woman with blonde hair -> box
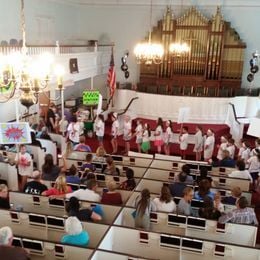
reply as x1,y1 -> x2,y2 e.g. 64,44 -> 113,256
42,175 -> 72,197
94,146 -> 107,163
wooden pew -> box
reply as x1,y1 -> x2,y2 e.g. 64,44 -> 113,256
99,226 -> 260,260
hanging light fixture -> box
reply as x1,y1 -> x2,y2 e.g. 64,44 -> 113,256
134,0 -> 164,65
0,0 -> 63,110
169,0 -> 190,56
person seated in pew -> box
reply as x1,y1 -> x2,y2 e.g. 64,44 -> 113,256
153,186 -> 176,213
0,226 -> 29,260
61,216 -> 89,247
173,164 -> 193,185
177,187 -> 193,216
94,146 -> 107,163
102,156 -> 120,176
213,192 -> 224,213
194,179 -> 215,201
38,126 -> 52,141
30,131 -> 42,148
219,196 -> 258,225
42,154 -> 67,181
119,168 -> 136,191
66,179 -> 101,202
222,186 -> 242,205
229,160 -> 253,183
169,167 -> 192,198
66,165 -> 81,184
73,136 -> 92,152
23,170 -> 48,195
65,197 -> 102,222
134,188 -> 156,230
196,167 -> 213,185
212,150 -> 236,168
199,195 -> 221,220
42,175 -> 72,197
81,154 -> 96,173
101,180 -> 123,205
80,172 -> 96,185
0,184 -> 10,209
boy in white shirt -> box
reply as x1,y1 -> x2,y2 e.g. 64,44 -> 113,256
134,120 -> 143,153
179,126 -> 189,159
217,136 -> 228,160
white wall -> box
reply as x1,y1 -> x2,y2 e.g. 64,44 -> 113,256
0,0 -> 80,44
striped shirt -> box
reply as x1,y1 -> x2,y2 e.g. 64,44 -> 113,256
219,207 -> 258,225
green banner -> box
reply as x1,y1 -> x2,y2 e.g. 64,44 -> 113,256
82,90 -> 100,105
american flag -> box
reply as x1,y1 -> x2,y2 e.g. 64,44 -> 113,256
107,47 -> 116,97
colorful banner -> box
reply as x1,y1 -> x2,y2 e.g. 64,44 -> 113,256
0,122 -> 32,144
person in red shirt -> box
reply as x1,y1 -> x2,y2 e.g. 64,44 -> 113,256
42,175 -> 72,197
101,180 -> 122,205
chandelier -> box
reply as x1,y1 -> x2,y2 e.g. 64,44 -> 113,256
134,0 -> 164,65
169,42 -> 190,56
0,0 -> 64,110
169,0 -> 190,56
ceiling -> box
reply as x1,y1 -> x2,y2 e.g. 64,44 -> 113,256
50,0 -> 260,7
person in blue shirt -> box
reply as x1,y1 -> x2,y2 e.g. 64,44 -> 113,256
61,216 -> 89,247
66,165 -> 81,185
194,179 -> 215,201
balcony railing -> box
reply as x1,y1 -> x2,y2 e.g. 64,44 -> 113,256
0,43 -> 114,56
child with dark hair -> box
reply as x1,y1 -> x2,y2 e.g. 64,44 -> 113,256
66,165 -> 80,184
96,114 -> 105,147
164,120 -> 173,155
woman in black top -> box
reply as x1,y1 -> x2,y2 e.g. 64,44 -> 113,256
42,154 -> 67,181
65,197 -> 102,222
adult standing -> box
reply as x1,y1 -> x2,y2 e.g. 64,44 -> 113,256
46,102 -> 56,132
204,129 -> 215,162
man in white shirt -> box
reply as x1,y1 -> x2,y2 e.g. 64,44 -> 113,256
229,160 -> 253,183
66,179 -> 101,202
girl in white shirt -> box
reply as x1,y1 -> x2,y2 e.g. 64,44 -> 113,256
15,144 -> 32,191
67,116 -> 80,145
164,120 -> 173,156
179,126 -> 189,159
204,129 -> 215,162
193,125 -> 204,161
154,117 -> 164,154
216,136 -> 228,161
111,113 -> 119,154
123,115 -> 132,155
134,120 -> 143,153
153,186 -> 176,213
96,114 -> 105,146
247,149 -> 260,186
141,123 -> 151,154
